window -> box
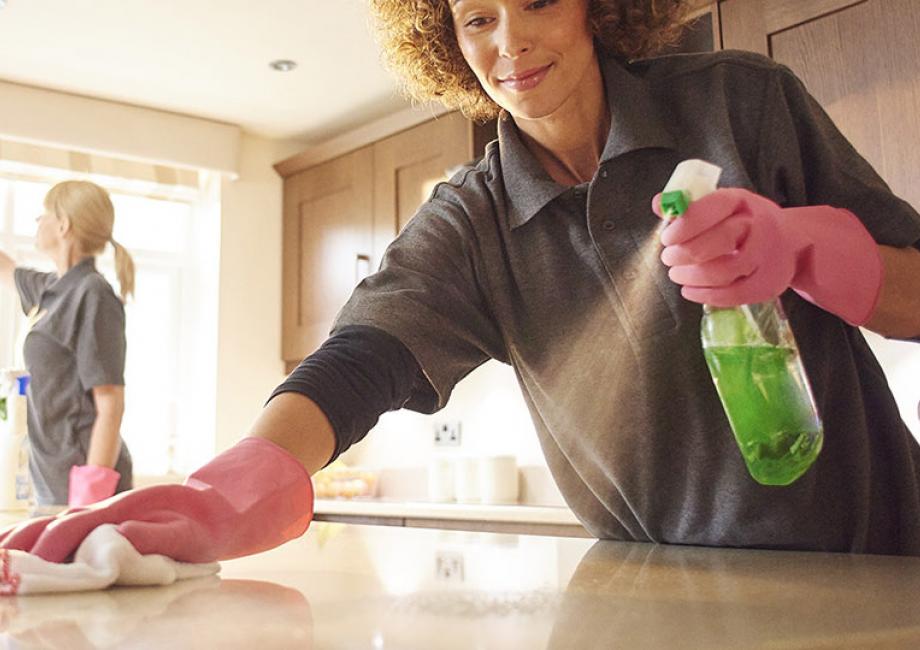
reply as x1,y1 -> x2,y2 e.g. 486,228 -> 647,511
0,159 -> 219,475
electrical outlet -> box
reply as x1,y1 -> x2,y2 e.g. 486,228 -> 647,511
433,421 -> 462,447
435,551 -> 465,583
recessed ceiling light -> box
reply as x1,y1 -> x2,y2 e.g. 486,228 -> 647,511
269,59 -> 297,72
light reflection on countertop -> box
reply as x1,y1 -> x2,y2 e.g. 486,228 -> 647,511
2,521 -> 920,649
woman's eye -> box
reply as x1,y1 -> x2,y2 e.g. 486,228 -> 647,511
528,0 -> 556,9
464,16 -> 491,28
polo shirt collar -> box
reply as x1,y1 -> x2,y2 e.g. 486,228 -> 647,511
498,113 -> 569,229
500,54 -> 677,229
46,256 -> 96,297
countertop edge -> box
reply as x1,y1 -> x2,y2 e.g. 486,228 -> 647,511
313,499 -> 582,525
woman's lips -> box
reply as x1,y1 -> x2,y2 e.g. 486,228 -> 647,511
498,64 -> 552,91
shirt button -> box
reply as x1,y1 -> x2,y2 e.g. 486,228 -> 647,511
601,169 -> 608,178
602,221 -> 615,231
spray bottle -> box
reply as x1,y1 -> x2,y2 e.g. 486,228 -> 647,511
0,372 -> 32,510
660,160 -> 823,485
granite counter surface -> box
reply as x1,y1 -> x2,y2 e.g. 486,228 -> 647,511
2,518 -> 920,648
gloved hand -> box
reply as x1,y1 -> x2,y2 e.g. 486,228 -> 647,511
68,465 -> 121,507
653,187 -> 884,325
0,437 -> 313,564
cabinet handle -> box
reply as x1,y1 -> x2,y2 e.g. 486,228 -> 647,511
355,253 -> 371,284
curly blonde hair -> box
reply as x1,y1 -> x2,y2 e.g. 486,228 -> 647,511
368,0 -> 690,122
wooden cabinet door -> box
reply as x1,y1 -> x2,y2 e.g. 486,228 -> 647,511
720,0 -> 920,211
669,1 -> 722,53
371,112 -> 476,269
282,146 -> 374,363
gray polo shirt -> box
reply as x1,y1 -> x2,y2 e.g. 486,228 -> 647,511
335,50 -> 920,554
14,257 -> 133,505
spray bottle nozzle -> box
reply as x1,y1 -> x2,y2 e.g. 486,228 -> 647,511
660,190 -> 690,219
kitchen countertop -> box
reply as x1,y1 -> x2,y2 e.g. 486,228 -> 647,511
314,498 -> 581,524
312,498 -> 589,537
2,518 -> 920,648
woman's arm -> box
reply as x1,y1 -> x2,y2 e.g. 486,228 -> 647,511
864,245 -> 920,339
87,384 -> 125,467
0,249 -> 16,291
248,392 -> 336,475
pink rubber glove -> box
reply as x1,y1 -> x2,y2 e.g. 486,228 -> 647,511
654,188 -> 884,325
68,465 -> 120,507
0,437 -> 313,563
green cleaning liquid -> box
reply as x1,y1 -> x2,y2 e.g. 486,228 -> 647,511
703,343 -> 823,485
661,160 -> 824,486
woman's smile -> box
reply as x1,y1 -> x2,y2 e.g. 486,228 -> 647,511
497,63 -> 553,91
452,0 -> 597,121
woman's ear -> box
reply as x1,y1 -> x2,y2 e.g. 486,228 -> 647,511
57,214 -> 72,237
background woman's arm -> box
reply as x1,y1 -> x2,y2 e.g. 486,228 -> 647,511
0,249 -> 16,291
87,384 -> 125,467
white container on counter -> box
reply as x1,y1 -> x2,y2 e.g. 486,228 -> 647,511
454,456 -> 481,504
0,373 -> 31,512
428,455 -> 520,505
479,455 -> 519,504
427,456 -> 456,502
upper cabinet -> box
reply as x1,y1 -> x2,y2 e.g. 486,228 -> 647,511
371,112 -> 495,271
278,113 -> 495,367
280,146 -> 374,364
721,0 -> 920,212
670,1 -> 722,53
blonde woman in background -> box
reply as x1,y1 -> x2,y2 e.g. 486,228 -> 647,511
0,180 -> 134,508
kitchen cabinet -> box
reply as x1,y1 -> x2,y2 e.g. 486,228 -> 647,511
720,0 -> 920,211
280,146 -> 373,365
372,112 -> 496,270
719,1 -> 920,431
279,112 -> 495,368
670,1 -> 722,53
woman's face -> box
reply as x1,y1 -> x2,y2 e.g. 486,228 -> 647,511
451,0 -> 597,120
35,208 -> 65,254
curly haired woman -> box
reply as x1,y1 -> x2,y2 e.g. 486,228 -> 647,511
5,0 -> 920,565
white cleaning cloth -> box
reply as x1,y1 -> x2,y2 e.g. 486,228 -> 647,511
1,524 -> 220,596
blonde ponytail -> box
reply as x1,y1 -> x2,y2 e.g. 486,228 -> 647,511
44,180 -> 137,302
111,238 -> 135,301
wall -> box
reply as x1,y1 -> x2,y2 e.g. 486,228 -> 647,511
0,80 -> 240,176
342,360 -> 562,505
864,332 -> 920,440
344,361 -> 545,468
213,133 -> 308,453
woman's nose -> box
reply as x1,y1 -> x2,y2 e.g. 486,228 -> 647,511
496,17 -> 532,58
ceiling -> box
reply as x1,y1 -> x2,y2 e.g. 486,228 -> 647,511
0,0 -> 413,144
